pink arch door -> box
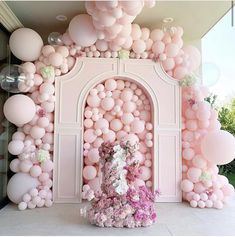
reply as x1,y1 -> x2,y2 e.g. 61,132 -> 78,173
53,58 -> 181,203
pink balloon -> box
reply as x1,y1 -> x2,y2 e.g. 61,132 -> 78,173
88,177 -> 101,192
84,129 -> 97,143
139,166 -> 152,181
8,140 -> 24,155
201,130 -> 235,165
94,118 -> 109,130
130,119 -> 145,134
41,160 -> 54,172
194,182 -> 206,194
37,117 -> 50,128
221,184 -> 234,197
110,119 -> 123,132
122,133 -> 139,146
162,58 -> 175,71
9,28 -> 43,61
120,88 -> 133,102
181,179 -> 194,192
69,14 -> 97,47
4,95 -> 36,125
187,167 -> 202,183
105,79 -> 117,91
87,148 -> 100,163
101,97 -> 115,111
7,173 -> 39,204
150,29 -> 164,41
190,200 -> 197,208
165,43 -> 180,58
152,41 -> 165,55
182,45 -> 201,71
9,159 -> 20,172
182,148 -> 195,160
131,24 -> 142,40
30,126 -> 45,139
103,130 -> 116,142
122,101 -> 136,113
96,40 -> 108,51
48,52 -> 63,67
87,95 -> 101,108
132,39 -> 146,54
192,155 -> 207,169
30,165 -> 42,177
173,66 -> 187,80
19,160 -> 33,173
83,166 -> 97,180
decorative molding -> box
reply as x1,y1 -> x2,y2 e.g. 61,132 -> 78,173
0,0 -> 23,32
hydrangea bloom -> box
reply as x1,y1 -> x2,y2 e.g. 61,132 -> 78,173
85,141 -> 158,228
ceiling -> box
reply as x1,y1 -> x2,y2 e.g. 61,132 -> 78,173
5,1 -> 232,43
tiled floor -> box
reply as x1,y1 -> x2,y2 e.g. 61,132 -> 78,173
0,199 -> 235,236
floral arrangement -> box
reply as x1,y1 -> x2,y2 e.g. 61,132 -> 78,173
82,141 -> 158,228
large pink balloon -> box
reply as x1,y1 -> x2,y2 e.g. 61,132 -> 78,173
183,45 -> 201,71
4,95 -> 36,125
201,130 -> 235,165
69,14 -> 97,47
7,173 -> 40,204
9,28 -> 43,61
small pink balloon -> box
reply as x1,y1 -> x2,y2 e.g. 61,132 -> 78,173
182,148 -> 195,161
83,165 -> 97,180
110,119 -> 123,132
103,130 -> 116,142
194,182 -> 206,194
19,160 -> 33,173
10,159 -> 21,172
87,148 -> 100,163
132,39 -> 146,54
130,119 -> 145,134
181,179 -> 194,192
30,165 -> 42,177
8,140 -> 24,155
150,29 -> 164,41
139,166 -> 152,181
165,43 -> 180,58
101,97 -> 115,111
187,167 -> 202,183
105,79 -> 117,91
162,58 -> 175,71
198,200 -> 206,208
84,129 -> 97,143
48,52 -> 63,67
30,126 -> 45,139
120,88 -> 133,102
87,95 -> 101,108
121,113 -> 134,125
152,41 -> 165,55
41,160 -> 54,172
37,117 -> 50,128
122,133 -> 139,146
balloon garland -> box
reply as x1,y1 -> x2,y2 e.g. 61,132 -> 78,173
1,0 -> 234,211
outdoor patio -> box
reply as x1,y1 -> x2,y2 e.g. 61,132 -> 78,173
0,199 -> 235,236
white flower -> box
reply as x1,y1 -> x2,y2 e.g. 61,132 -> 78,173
113,179 -> 129,195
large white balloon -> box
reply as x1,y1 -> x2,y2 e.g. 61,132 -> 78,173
3,95 -> 36,125
7,173 -> 40,204
69,14 -> 97,47
9,28 -> 43,61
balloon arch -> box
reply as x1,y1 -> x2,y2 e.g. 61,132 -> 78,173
2,0 -> 234,212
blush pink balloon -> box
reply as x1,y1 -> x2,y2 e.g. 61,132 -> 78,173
162,58 -> 175,71
187,167 -> 202,183
173,66 -> 187,80
69,14 -> 97,47
84,129 -> 97,143
30,126 -> 45,139
101,97 -> 115,111
181,179 -> 194,192
132,39 -> 146,54
201,130 -> 235,165
139,166 -> 152,181
41,160 -> 54,172
103,130 -> 116,142
8,140 -> 24,155
83,166 -> 97,180
48,52 -> 63,67
165,43 -> 180,58
152,41 -> 165,55
87,148 -> 100,163
182,148 -> 195,160
122,101 -> 136,113
30,165 -> 42,177
88,177 -> 101,192
150,29 -> 164,41
130,119 -> 145,134
110,119 -> 123,131
4,95 -> 36,125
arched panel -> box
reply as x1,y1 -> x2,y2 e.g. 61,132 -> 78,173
53,58 -> 181,203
